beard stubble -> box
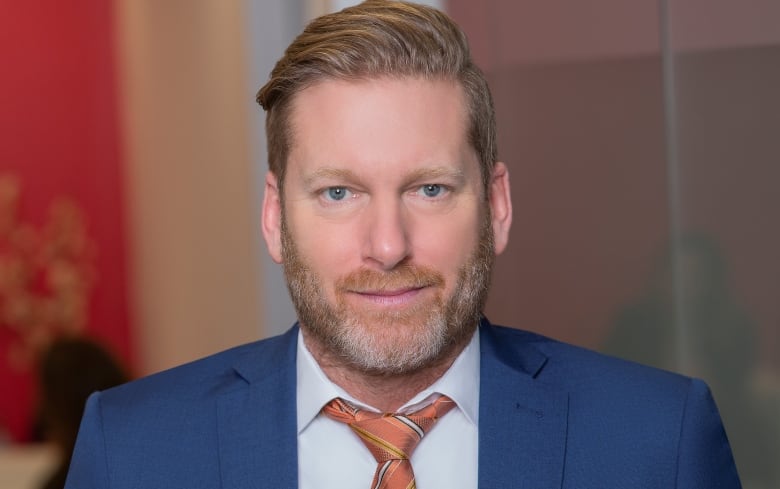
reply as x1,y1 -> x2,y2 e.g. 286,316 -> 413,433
280,208 -> 495,376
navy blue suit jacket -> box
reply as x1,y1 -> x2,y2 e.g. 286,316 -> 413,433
66,320 -> 741,488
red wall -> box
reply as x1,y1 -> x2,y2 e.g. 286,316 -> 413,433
0,1 -> 132,442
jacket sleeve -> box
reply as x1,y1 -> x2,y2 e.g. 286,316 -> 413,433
65,392 -> 111,489
676,378 -> 742,488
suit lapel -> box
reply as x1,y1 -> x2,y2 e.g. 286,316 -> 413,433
217,327 -> 299,489
478,321 -> 569,489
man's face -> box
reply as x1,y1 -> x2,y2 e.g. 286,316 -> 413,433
262,77 -> 511,375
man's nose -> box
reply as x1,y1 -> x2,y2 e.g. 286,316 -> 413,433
362,198 -> 411,270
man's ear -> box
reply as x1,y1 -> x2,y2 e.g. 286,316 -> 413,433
488,161 -> 512,255
261,172 -> 283,264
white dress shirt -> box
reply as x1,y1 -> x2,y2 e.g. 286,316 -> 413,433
297,329 -> 480,489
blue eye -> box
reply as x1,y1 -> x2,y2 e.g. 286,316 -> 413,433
421,184 -> 443,198
324,186 -> 350,201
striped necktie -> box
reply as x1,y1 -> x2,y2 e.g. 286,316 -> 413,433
322,395 -> 455,489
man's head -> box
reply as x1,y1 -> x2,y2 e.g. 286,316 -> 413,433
257,0 -> 497,194
259,1 -> 511,377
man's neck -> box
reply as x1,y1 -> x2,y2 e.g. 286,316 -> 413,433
301,330 -> 470,412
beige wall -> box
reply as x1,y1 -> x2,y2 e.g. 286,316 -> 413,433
117,0 -> 264,375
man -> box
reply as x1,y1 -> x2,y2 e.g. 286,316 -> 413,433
66,1 -> 741,487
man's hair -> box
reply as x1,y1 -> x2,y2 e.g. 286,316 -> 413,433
256,0 -> 496,192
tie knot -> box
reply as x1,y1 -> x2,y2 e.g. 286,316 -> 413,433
322,396 -> 455,463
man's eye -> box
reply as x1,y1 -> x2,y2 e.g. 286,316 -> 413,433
322,186 -> 351,201
419,184 -> 446,198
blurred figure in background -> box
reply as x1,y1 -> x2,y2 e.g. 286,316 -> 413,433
604,232 -> 778,487
36,337 -> 127,489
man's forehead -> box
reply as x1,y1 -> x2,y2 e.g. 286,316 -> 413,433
285,76 -> 471,160
288,76 -> 468,122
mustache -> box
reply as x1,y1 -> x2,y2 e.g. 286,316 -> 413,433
336,263 -> 445,292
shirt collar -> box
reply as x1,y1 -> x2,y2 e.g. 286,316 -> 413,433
296,327 -> 480,434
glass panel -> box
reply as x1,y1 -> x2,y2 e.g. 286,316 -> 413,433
449,1 -> 780,484
448,1 -> 669,356
665,2 -> 780,486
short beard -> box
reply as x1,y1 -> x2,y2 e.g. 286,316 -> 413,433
280,209 -> 494,376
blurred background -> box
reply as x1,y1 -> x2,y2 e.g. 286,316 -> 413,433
0,0 -> 777,487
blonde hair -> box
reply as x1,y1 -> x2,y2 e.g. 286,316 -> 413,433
256,0 -> 496,191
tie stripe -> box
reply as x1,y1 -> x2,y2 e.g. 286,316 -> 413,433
394,415 -> 424,438
322,396 -> 455,489
352,423 -> 409,459
374,460 -> 394,489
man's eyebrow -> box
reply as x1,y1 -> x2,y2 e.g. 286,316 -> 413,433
302,167 -> 359,187
405,166 -> 466,183
302,166 -> 466,187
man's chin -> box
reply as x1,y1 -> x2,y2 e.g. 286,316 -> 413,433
327,316 -> 454,375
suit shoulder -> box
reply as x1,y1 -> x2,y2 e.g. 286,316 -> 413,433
486,323 -> 693,396
100,327 -> 297,409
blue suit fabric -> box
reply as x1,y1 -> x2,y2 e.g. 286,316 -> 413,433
66,319 -> 741,488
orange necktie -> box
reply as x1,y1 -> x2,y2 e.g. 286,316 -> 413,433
322,396 -> 456,489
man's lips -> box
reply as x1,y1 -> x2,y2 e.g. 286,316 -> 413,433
346,286 -> 427,306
